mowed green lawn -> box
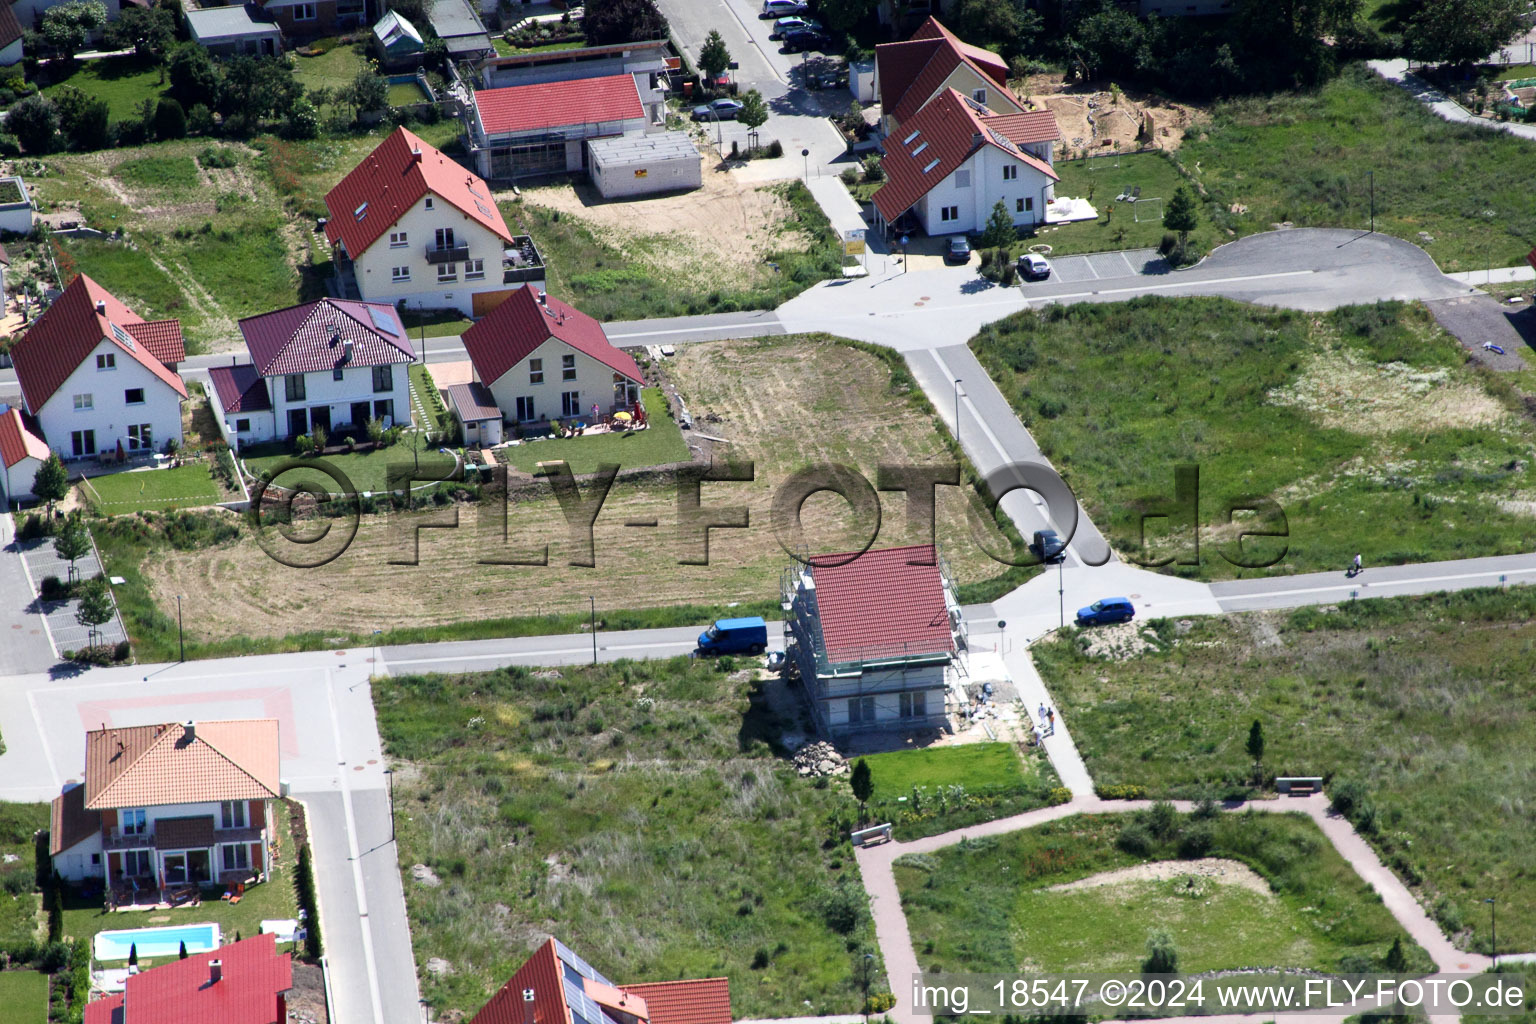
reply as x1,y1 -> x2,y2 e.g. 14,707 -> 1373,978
0,971 -> 49,1024
1181,65 -> 1536,272
291,44 -> 366,94
859,742 -> 1060,840
860,742 -> 1025,794
1034,152 -> 1224,258
246,444 -> 457,495
1033,586 -> 1536,954
375,660 -> 881,1020
895,810 -> 1432,977
40,55 -> 167,122
970,297 -> 1536,579
500,388 -> 688,475
83,464 -> 221,515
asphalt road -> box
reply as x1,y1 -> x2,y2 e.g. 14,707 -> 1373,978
1210,552 -> 1536,612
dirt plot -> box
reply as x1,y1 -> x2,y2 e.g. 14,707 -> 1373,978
1045,857 -> 1272,897
1013,73 -> 1205,155
506,156 -> 806,293
142,338 -> 1014,643
1267,345 -> 1508,434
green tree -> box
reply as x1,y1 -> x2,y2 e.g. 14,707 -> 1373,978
850,758 -> 872,823
1385,936 -> 1407,973
815,0 -> 877,33
128,942 -> 138,967
698,29 -> 731,82
979,199 -> 1016,250
55,85 -> 109,151
583,0 -> 668,46
388,0 -> 430,26
178,940 -> 188,959
947,0 -> 1041,59
1403,0 -> 1526,65
47,887 -> 63,943
283,96 -> 321,139
737,88 -> 768,135
1238,0 -> 1359,43
154,97 -> 187,140
104,4 -> 175,59
7,93 -> 59,154
1163,184 -> 1199,247
1246,718 -> 1265,762
343,67 -> 388,120
168,43 -> 221,110
53,514 -> 91,583
221,54 -> 304,120
75,577 -> 115,649
1143,928 -> 1178,974
33,453 -> 69,516
40,0 -> 107,59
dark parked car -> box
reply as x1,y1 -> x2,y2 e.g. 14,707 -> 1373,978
1032,528 -> 1066,564
692,97 -> 745,121
1076,597 -> 1135,627
780,28 -> 825,52
771,15 -> 821,37
946,236 -> 972,263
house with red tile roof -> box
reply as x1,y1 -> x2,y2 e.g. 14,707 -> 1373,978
8,275 -> 187,462
783,544 -> 964,735
0,405 -> 48,504
471,938 -> 731,1024
460,285 -> 642,427
208,297 -> 416,445
872,88 -> 1059,238
875,18 -> 1023,137
465,72 -> 663,183
85,933 -> 292,1024
324,126 -> 515,316
50,720 -> 282,896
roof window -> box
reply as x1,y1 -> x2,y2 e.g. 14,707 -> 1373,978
922,157 -> 940,173
353,202 -> 368,221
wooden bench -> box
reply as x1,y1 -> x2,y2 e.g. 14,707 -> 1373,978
1276,776 -> 1323,796
851,823 -> 893,847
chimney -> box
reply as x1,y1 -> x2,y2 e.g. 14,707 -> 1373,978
343,339 -> 354,362
411,146 -> 423,163
95,300 -> 106,315
231,355 -> 237,366
522,988 -> 536,1024
538,290 -> 547,306
209,959 -> 222,984
183,720 -> 196,742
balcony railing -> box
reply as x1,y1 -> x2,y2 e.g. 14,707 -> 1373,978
425,243 -> 470,264
104,824 -> 265,851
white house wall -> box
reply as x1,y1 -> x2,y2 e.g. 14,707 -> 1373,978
33,339 -> 184,460
917,145 -> 1055,236
206,387 -> 277,451
349,191 -> 510,316
592,151 -> 701,198
881,62 -> 1018,134
484,337 -> 638,426
2,452 -> 42,504
267,359 -> 412,439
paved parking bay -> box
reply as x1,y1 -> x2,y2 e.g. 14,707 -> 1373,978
1038,249 -> 1166,284
16,536 -> 128,653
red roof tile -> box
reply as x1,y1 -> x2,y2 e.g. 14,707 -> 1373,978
461,285 -> 641,388
982,110 -> 1062,146
123,320 -> 186,367
49,784 -> 101,856
471,939 -> 569,1024
324,126 -> 511,258
84,934 -> 291,1024
9,275 -> 186,414
0,242 -> 10,267
873,89 -> 1057,223
878,17 -> 1012,127
0,406 -> 47,468
83,720 -> 281,811
618,979 -> 732,1024
0,4 -> 20,53
208,364 -> 272,414
238,298 -> 415,377
807,544 -> 954,664
445,381 -> 500,421
474,74 -> 643,136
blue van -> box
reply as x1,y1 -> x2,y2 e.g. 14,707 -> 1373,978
697,616 -> 769,656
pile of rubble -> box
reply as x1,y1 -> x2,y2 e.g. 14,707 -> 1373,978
793,741 -> 847,777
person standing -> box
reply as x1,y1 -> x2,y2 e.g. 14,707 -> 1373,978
1047,707 -> 1056,734
1352,553 -> 1362,576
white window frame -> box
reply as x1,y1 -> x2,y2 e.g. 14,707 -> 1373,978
464,258 -> 485,280
1003,164 -> 1018,181
71,430 -> 96,457
127,423 -> 152,451
121,808 -> 147,835
122,849 -> 152,876
96,353 -> 115,370
848,696 -> 875,724
235,418 -> 251,432
73,393 -> 93,411
561,390 -> 580,417
389,231 -> 408,248
295,2 -> 317,18
972,88 -> 987,104
391,266 -> 410,282
437,262 -> 457,282
940,206 -> 958,222
423,197 -> 434,210
222,843 -> 250,871
529,358 -> 543,385
124,387 -> 145,405
561,353 -> 576,381
515,396 -> 536,422
899,691 -> 927,718
220,801 -> 247,829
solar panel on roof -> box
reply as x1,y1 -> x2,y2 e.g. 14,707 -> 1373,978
366,305 -> 399,336
474,199 -> 494,219
110,322 -> 135,349
987,128 -> 1017,154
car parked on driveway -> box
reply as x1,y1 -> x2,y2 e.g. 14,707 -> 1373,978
1076,597 -> 1135,626
1018,253 -> 1052,280
946,236 -> 972,263
771,15 -> 821,37
780,27 -> 826,52
761,0 -> 806,16
692,97 -> 745,121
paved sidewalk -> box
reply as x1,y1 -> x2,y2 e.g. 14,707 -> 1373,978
0,514 -> 55,674
1369,59 -> 1536,142
856,794 -> 1502,1024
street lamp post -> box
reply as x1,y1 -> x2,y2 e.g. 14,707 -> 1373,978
1058,557 -> 1065,630
900,234 -> 909,273
589,595 -> 598,666
953,379 -> 963,444
1367,170 -> 1374,233
1486,897 -> 1497,965
384,768 -> 395,844
1486,209 -> 1497,286
177,594 -> 184,662
802,147 -> 810,180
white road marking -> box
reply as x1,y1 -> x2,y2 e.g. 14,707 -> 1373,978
384,639 -> 694,666
1038,268 -> 1316,303
25,689 -> 61,790
13,547 -> 59,658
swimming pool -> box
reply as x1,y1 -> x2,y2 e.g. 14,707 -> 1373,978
93,923 -> 220,961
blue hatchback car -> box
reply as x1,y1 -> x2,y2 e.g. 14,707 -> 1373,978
1076,597 -> 1135,626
